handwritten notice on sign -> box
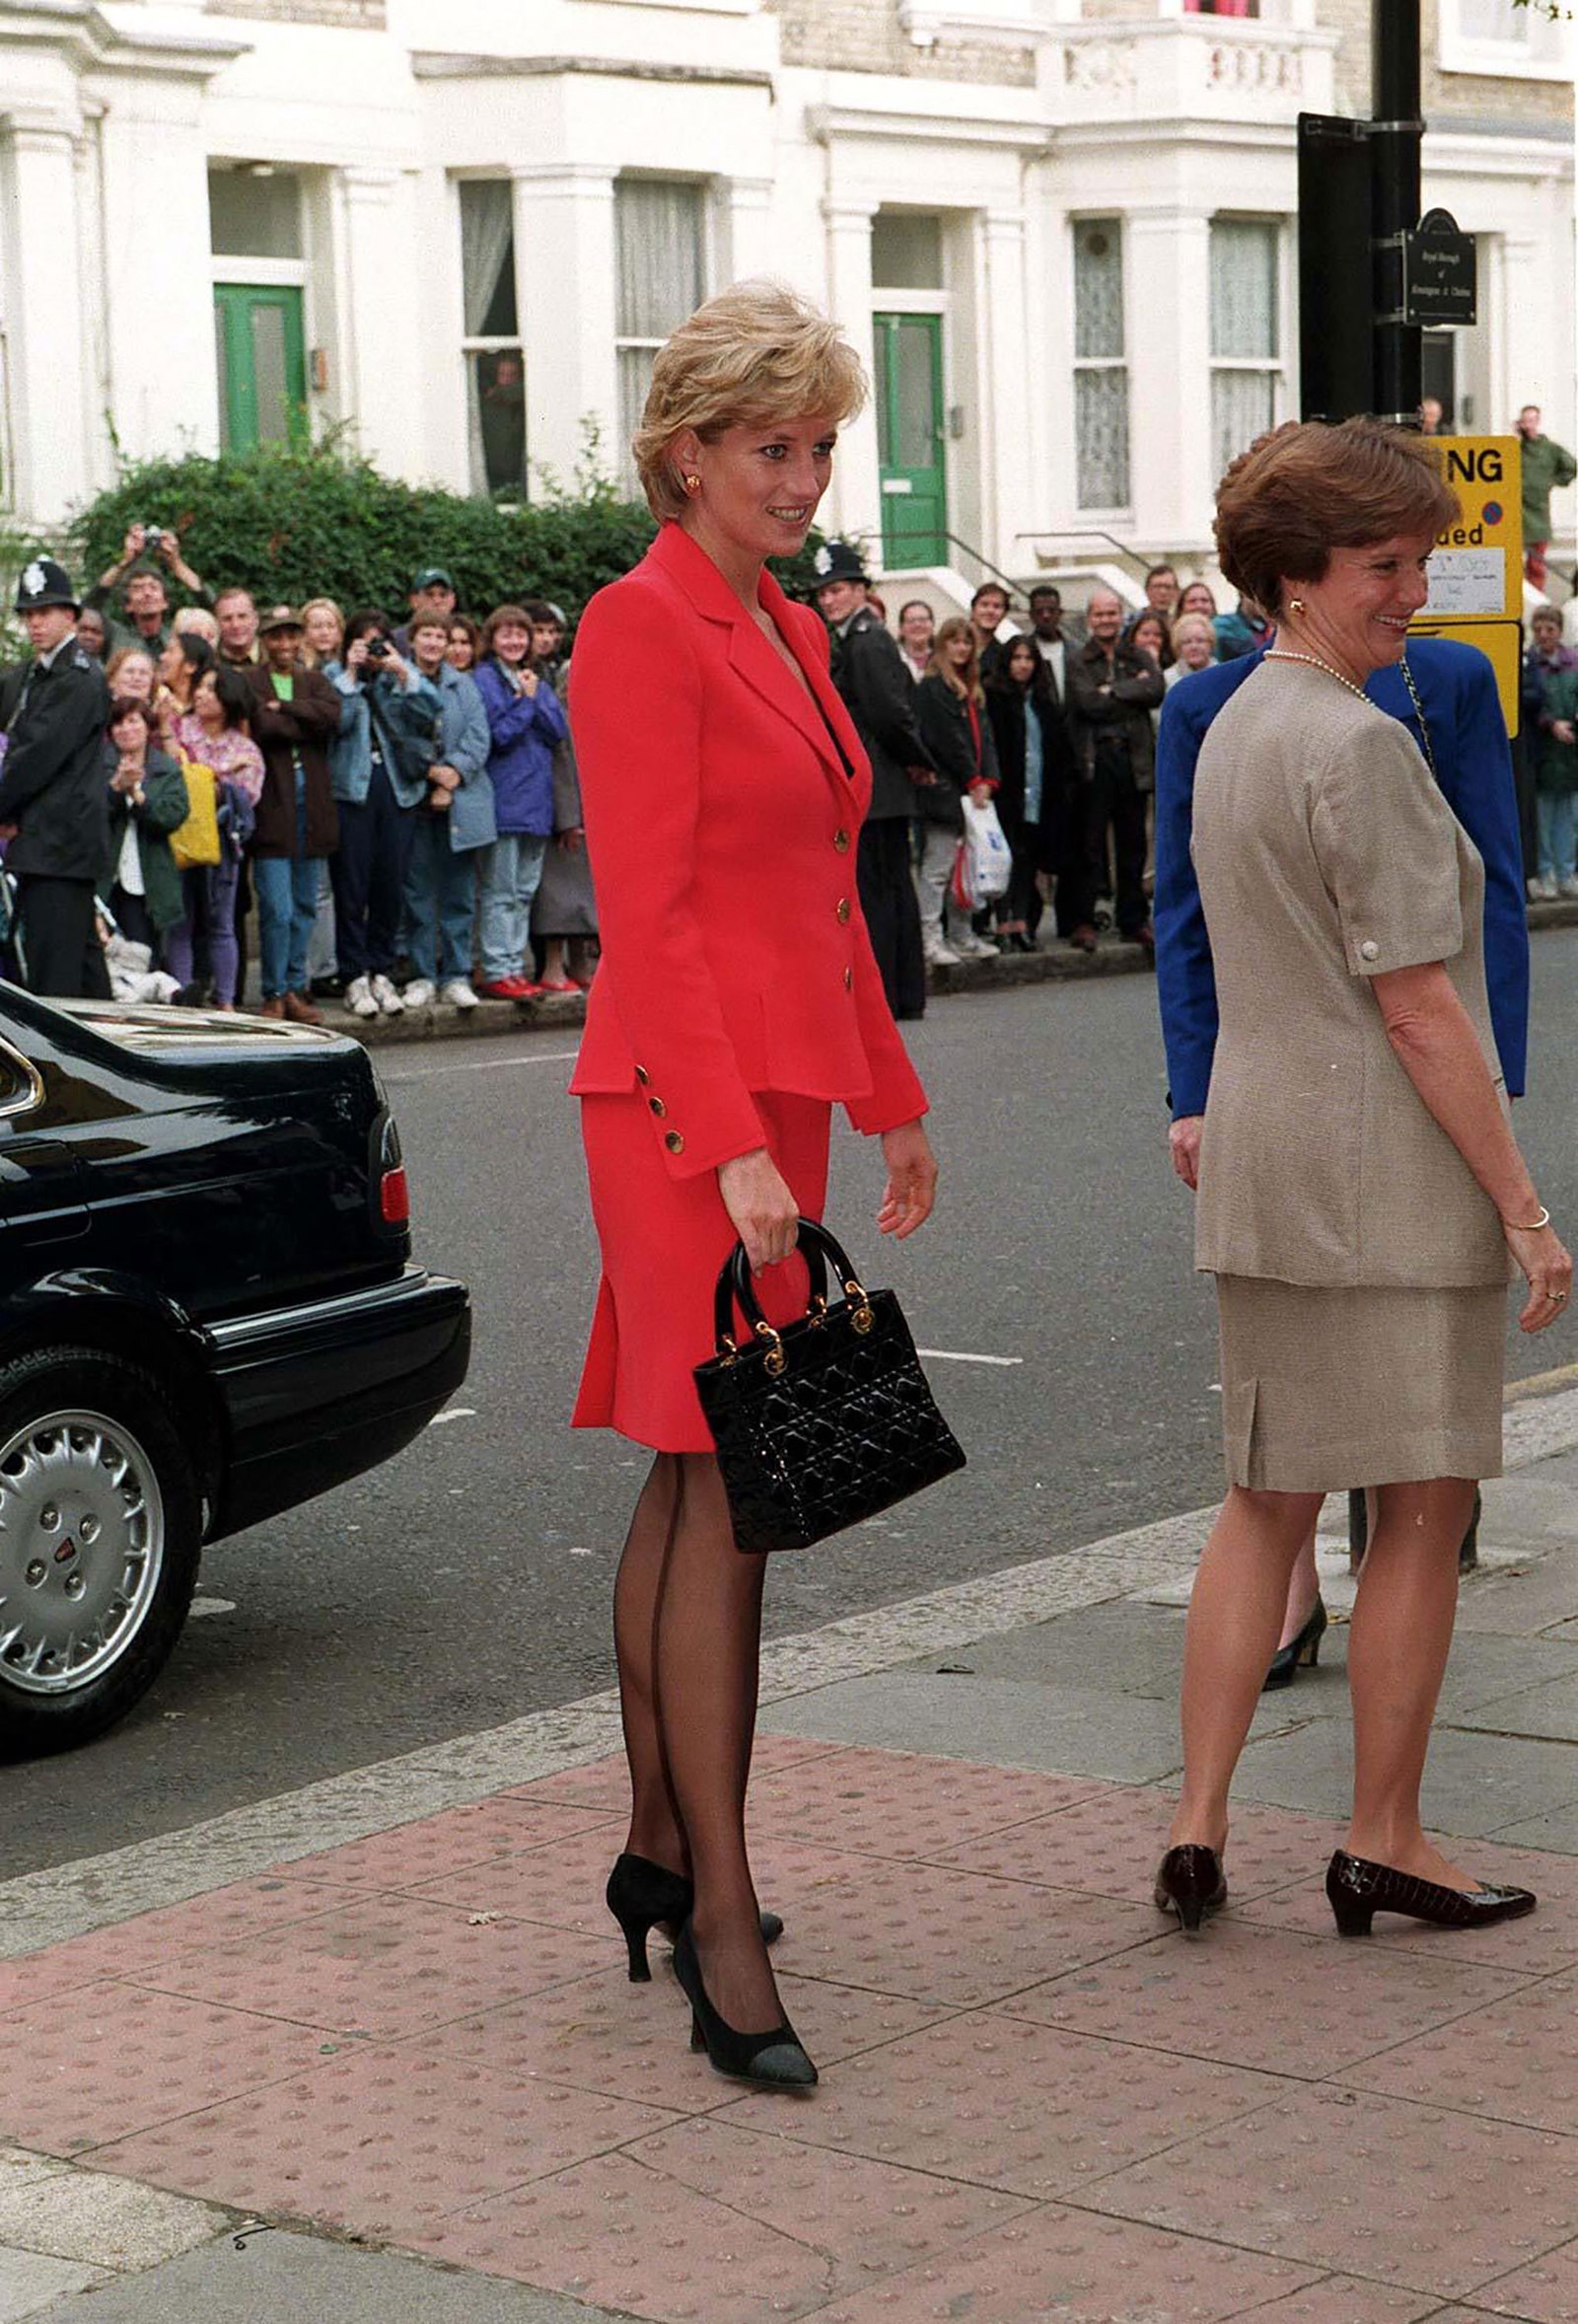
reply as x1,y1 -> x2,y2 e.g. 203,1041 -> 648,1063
1424,548 -> 1506,619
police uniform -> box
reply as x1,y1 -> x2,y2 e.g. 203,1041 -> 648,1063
0,560 -> 111,997
819,543 -> 931,1022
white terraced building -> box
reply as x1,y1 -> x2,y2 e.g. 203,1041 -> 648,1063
1,0 -> 1572,605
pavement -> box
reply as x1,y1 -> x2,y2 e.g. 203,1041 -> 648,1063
3,1390 -> 1578,2321
308,894 -> 1578,1047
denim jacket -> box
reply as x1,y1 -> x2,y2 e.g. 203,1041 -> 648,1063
325,662 -> 442,809
426,661 -> 497,852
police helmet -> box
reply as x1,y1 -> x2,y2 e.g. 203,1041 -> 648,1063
15,557 -> 79,616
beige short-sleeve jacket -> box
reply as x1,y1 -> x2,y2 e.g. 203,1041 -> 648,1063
1192,658 -> 1507,1289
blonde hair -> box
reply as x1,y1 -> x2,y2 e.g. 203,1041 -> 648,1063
632,280 -> 868,523
1170,612 -> 1215,657
300,596 -> 345,668
929,616 -> 984,704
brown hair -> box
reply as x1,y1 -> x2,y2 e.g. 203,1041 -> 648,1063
481,604 -> 534,660
1214,419 -> 1458,620
407,608 -> 452,642
633,280 -> 867,524
108,694 -> 153,732
929,616 -> 984,704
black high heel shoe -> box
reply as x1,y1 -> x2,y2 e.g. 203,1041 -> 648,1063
1154,1845 -> 1227,1936
605,1853 -> 784,1983
672,1921 -> 817,2088
1326,1850 -> 1537,1937
1263,1596 -> 1327,1692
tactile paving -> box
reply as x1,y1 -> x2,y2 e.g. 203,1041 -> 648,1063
442,1962 -> 947,2111
747,1747 -> 1105,1861
124,1891 -> 622,2038
742,1852 -> 1161,2008
1239,1845 -> 1578,1978
720,2008 -> 1281,2199
1005,1913 -> 1528,2074
1081,2080 -> 1578,2298
935,1783 -> 1347,1905
406,2148 -> 849,2323
1336,1967 -> 1578,2134
809,2201 -> 1320,2322
1474,2233 -> 1578,2322
93,2046 -> 680,2241
1232,2281 -> 1447,2322
0,1983 -> 328,2153
7,1875 -> 365,1988
626,2117 -> 1031,2288
269,1796 -> 616,1890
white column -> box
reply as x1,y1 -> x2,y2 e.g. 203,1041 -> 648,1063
981,208 -> 1031,574
1498,235 -> 1543,428
725,176 -> 775,285
821,198 -> 881,552
97,88 -> 217,469
337,167 -> 423,476
1125,208 -> 1213,547
512,165 -> 618,491
0,111 -> 92,527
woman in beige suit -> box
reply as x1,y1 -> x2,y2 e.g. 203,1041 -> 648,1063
1158,420 -> 1571,1939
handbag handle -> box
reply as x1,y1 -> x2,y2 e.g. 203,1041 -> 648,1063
711,1218 -> 875,1365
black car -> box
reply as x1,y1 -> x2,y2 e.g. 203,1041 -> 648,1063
0,986 -> 469,1757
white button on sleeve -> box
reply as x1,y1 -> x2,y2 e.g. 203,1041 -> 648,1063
1359,939 -> 1380,963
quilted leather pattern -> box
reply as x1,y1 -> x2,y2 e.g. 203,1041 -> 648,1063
695,1285 -> 967,1554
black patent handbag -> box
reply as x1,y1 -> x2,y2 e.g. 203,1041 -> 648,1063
693,1219 -> 967,1554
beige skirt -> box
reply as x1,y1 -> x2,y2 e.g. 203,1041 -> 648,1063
1214,1274 -> 1505,1492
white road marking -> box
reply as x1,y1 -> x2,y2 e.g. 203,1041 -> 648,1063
427,1406 -> 477,1426
383,1050 -> 580,1083
916,1347 -> 1024,1367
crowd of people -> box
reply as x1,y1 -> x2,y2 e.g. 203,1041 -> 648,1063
1,484 -> 1573,1020
0,530 -> 597,1014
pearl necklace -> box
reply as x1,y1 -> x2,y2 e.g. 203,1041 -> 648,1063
1263,648 -> 1371,704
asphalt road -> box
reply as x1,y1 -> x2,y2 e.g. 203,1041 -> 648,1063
9,931 -> 1578,1877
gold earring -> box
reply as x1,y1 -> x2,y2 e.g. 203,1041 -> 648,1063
1288,598 -> 1306,615
683,473 -> 701,495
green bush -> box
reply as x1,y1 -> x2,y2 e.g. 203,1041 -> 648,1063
64,433 -> 832,627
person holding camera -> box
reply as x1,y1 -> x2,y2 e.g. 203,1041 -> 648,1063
86,524 -> 211,659
324,610 -> 443,1019
244,607 -> 342,1022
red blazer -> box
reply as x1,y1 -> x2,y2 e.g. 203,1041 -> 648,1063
568,523 -> 928,1182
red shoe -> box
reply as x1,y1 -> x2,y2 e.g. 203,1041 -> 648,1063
476,977 -> 531,999
512,980 -> 547,1000
538,978 -> 579,994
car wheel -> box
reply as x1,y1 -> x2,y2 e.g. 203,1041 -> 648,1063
0,1347 -> 202,1760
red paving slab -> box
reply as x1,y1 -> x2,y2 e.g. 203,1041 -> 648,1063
4,1743 -> 1578,2324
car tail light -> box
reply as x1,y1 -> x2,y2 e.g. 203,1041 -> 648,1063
380,1165 -> 409,1225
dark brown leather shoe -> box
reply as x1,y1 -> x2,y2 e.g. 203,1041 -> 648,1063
1154,1845 -> 1227,1936
283,990 -> 323,1025
256,996 -> 285,1019
1327,1850 -> 1536,1937
1068,924 -> 1099,954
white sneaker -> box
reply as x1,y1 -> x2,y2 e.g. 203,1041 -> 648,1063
370,973 -> 405,1015
401,979 -> 436,1009
344,974 -> 379,1020
439,978 -> 479,1010
923,938 -> 961,967
1561,877 -> 1578,901
1534,874 -> 1560,901
952,931 -> 997,959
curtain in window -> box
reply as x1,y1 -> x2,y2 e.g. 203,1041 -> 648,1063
1077,374 -> 1130,511
460,182 -> 516,337
1210,221 -> 1276,360
1211,371 -> 1275,486
1074,222 -> 1124,362
614,182 -> 704,483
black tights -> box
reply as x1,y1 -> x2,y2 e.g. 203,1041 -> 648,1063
612,1450 -> 780,2028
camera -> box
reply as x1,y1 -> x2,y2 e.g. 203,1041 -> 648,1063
143,526 -> 164,549
364,637 -> 392,662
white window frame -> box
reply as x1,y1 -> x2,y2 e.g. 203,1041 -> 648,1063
1070,214 -> 1131,518
1439,0 -> 1573,82
1207,215 -> 1287,477
454,175 -> 526,502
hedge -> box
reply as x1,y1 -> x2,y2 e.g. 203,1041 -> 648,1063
64,434 -> 835,628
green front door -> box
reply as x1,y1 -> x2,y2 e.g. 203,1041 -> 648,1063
214,284 -> 308,452
874,312 -> 947,568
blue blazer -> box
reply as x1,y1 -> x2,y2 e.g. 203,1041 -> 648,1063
1154,636 -> 1530,1116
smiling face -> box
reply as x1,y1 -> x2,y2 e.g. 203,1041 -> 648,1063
815,578 -> 865,626
491,619 -> 531,668
898,602 -> 934,656
193,670 -> 225,730
677,413 -> 837,567
304,604 -> 343,662
1281,532 -> 1435,680
971,588 -> 1008,635
217,592 -> 256,655
1086,592 -> 1123,647
447,623 -> 474,671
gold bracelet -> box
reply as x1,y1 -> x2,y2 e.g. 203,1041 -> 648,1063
1504,1206 -> 1551,1232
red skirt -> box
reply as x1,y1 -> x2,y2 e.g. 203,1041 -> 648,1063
573,1091 -> 833,1452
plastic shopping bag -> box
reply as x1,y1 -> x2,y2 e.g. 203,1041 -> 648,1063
950,795 -> 1013,910
170,759 -> 222,870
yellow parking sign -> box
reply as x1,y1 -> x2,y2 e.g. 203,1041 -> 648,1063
1413,434 -> 1523,734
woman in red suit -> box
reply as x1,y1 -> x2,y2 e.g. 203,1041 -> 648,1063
569,284 -> 938,2091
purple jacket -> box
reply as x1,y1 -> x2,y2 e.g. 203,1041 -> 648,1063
473,658 -> 568,835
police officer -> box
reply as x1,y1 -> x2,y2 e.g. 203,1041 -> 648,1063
0,558 -> 111,997
814,541 -> 935,1021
